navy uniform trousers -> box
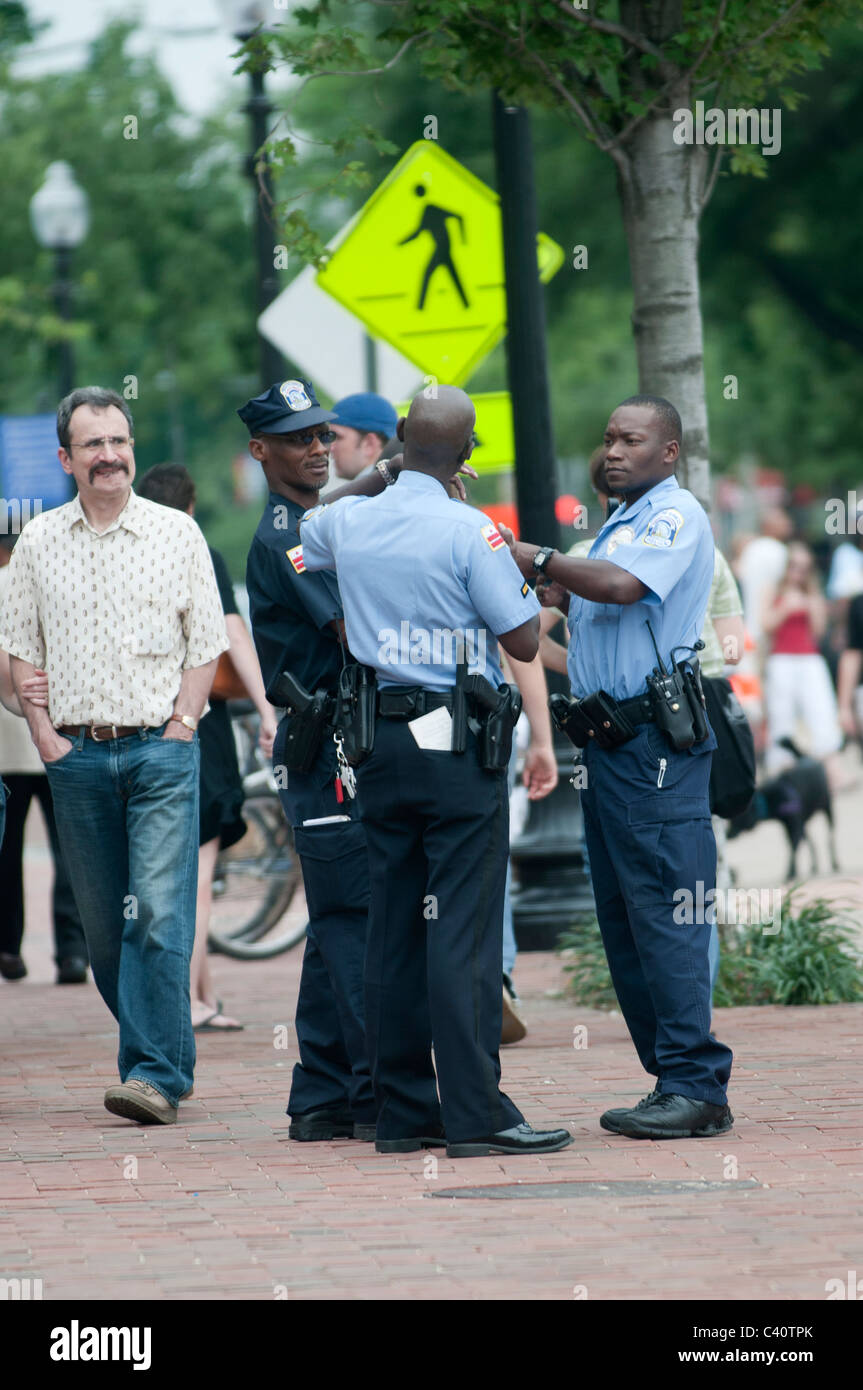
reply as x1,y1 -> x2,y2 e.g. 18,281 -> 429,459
273,720 -> 376,1124
580,723 -> 733,1106
357,718 -> 524,1144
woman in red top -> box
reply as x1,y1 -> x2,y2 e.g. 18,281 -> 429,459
761,542 -> 843,785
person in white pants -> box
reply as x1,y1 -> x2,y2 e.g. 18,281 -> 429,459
761,542 -> 843,785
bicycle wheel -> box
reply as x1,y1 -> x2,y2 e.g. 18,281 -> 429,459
208,795 -> 307,957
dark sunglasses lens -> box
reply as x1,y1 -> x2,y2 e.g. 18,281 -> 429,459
293,429 -> 335,445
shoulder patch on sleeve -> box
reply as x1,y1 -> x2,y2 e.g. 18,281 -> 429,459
643,508 -> 685,549
481,521 -> 506,552
299,503 -> 326,524
286,545 -> 306,574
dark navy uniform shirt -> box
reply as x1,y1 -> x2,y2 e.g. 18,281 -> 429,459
246,491 -> 344,698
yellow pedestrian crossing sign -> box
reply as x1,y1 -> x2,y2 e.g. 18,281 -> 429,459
396,391 -> 514,476
316,142 -> 564,386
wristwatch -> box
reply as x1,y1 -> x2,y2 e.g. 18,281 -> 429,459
169,714 -> 198,732
532,546 -> 556,575
375,458 -> 398,487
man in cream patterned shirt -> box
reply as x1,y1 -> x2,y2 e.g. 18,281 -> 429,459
0,386 -> 228,1126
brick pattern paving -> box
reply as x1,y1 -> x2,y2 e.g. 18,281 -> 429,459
1,812 -> 862,1301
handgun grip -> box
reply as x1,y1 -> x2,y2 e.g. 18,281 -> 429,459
270,670 -> 312,713
463,672 -> 500,712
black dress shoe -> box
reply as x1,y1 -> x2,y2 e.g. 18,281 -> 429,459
600,1090 -> 660,1134
447,1122 -> 574,1157
616,1093 -> 734,1139
288,1106 -> 355,1141
56,957 -> 89,985
353,1122 -> 377,1142
375,1128 -> 446,1154
0,953 -> 27,981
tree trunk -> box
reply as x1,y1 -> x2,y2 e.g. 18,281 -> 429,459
616,110 -> 711,505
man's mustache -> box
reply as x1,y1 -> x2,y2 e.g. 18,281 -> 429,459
89,462 -> 129,484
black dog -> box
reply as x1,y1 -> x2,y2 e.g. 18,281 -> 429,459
727,739 -> 838,881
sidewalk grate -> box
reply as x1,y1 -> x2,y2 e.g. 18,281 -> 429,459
432,1179 -> 761,1199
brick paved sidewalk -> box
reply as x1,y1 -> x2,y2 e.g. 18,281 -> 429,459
1,823 -> 861,1302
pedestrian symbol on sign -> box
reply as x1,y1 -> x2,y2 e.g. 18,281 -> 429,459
398,185 -> 469,310
316,141 -> 564,384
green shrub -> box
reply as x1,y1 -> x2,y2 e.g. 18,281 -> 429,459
558,894 -> 863,1009
713,893 -> 863,1007
558,918 -> 619,1010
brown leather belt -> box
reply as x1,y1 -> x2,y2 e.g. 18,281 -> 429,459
58,724 -> 151,742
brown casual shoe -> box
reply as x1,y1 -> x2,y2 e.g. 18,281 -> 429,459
104,1079 -> 178,1125
501,975 -> 527,1045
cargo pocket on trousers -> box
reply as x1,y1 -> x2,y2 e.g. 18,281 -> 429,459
293,820 -> 370,919
627,795 -> 714,899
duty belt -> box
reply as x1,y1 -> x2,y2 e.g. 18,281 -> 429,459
613,694 -> 656,727
376,687 -> 455,720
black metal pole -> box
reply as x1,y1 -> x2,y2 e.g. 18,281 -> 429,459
492,92 -> 595,947
491,95 -> 560,551
53,244 -> 75,399
246,65 -> 284,388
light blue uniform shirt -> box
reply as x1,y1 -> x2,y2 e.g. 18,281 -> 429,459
299,470 -> 540,689
567,474 -> 714,700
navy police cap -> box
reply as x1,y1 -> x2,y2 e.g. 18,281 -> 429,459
237,379 -> 335,435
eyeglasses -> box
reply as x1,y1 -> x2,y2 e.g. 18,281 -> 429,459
273,428 -> 336,447
69,436 -> 133,453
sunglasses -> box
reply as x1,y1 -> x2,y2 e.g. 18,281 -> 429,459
274,428 -> 336,447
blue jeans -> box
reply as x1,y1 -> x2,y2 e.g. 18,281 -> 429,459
44,725 -> 200,1106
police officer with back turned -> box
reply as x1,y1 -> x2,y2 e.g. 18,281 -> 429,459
505,395 -> 733,1141
299,385 -> 574,1158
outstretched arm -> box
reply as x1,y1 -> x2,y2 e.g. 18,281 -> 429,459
499,528 -> 648,606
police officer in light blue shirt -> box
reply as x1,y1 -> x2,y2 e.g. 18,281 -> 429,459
567,474 -> 715,700
506,395 -> 733,1141
300,386 -> 574,1159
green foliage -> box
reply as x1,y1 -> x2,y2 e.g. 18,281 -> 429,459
0,19 -> 270,578
251,0 -> 862,196
2,6 -> 862,583
713,893 -> 863,1007
559,893 -> 863,1010
558,917 -> 619,1011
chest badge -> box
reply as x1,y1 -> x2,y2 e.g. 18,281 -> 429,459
605,524 -> 635,555
286,545 -> 306,574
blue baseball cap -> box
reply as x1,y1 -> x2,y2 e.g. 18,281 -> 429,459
237,379 -> 334,435
331,392 -> 397,439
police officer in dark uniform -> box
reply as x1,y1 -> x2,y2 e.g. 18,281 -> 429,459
242,378 -> 392,1142
299,385 -> 574,1158
505,395 -> 734,1140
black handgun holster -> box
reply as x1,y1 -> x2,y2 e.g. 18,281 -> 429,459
268,670 -> 332,775
337,664 -> 377,767
281,696 -> 331,773
471,682 -> 523,771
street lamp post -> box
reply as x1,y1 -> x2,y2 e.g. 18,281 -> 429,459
218,0 -> 285,387
29,161 -> 89,400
